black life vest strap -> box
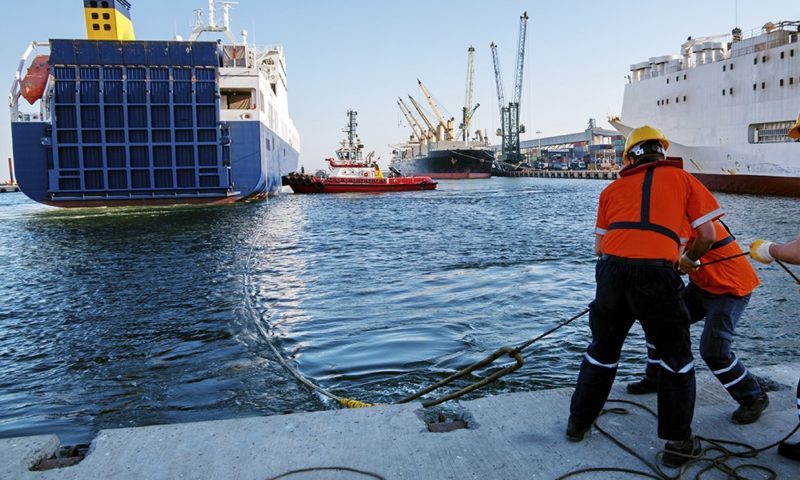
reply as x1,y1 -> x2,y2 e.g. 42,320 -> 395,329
710,235 -> 735,250
607,167 -> 681,245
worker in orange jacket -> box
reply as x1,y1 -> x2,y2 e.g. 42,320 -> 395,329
626,219 -> 769,425
567,125 -> 721,468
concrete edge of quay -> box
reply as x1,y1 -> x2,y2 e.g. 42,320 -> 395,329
1,363 -> 798,479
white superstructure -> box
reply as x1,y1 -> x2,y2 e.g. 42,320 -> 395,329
612,21 -> 800,196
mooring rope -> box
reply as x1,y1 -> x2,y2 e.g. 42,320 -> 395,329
555,399 -> 799,480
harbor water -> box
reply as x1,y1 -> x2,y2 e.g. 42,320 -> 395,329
0,179 -> 798,445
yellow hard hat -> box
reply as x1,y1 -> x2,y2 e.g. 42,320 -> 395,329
789,114 -> 800,140
622,125 -> 670,166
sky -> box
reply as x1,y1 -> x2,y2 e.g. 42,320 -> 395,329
0,0 -> 795,179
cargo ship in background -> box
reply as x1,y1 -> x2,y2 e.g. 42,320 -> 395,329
9,1 -> 299,207
390,48 -> 494,179
611,20 -> 800,197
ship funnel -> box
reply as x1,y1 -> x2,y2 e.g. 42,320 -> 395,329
83,0 -> 136,41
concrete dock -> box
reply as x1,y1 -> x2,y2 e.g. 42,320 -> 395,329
1,364 -> 797,479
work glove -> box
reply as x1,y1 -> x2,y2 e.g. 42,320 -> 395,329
678,253 -> 700,273
749,239 -> 775,264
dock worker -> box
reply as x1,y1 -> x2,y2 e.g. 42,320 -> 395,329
567,125 -> 721,468
750,233 -> 800,461
626,219 -> 769,425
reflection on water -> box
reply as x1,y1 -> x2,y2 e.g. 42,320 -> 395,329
0,181 -> 798,444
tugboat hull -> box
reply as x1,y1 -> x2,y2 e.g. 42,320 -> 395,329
284,174 -> 436,194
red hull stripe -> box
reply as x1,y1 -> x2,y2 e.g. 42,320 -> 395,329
692,173 -> 800,197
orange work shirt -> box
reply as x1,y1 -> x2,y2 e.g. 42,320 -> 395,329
688,220 -> 760,297
595,163 -> 723,262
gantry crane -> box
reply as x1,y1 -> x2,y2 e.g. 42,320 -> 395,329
460,46 -> 480,142
417,79 -> 455,141
491,11 -> 529,164
397,97 -> 426,144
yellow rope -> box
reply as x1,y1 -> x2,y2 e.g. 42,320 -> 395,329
338,398 -> 379,408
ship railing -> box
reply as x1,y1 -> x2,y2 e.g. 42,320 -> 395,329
9,41 -> 50,122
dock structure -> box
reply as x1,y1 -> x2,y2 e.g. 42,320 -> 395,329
1,364 -> 797,479
0,184 -> 20,193
505,169 -> 619,180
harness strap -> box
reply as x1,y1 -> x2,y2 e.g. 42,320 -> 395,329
607,167 -> 681,245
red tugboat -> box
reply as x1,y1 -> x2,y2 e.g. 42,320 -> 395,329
284,110 -> 436,194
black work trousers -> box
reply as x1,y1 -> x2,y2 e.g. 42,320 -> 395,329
569,257 -> 696,441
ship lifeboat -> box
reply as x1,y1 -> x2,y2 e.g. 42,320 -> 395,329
21,55 -> 50,105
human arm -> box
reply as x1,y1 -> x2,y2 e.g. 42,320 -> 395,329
678,220 -> 716,273
750,232 -> 800,265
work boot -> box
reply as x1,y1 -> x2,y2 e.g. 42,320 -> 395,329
731,390 -> 769,425
662,437 -> 701,468
565,421 -> 590,442
626,378 -> 657,395
778,441 -> 800,461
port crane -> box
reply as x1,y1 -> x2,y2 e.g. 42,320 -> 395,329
417,79 -> 456,141
397,97 -> 427,144
460,46 -> 480,142
407,95 -> 439,142
490,11 -> 529,164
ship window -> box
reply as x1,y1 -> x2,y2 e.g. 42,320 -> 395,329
780,79 -> 785,87
729,88 -> 733,95
791,49 -> 795,57
676,97 -> 679,103
723,65 -> 726,72
762,82 -> 766,89
102,13 -> 110,20
221,89 -> 253,110
101,1 -> 109,7
666,78 -> 669,84
90,1 -> 97,6
91,13 -> 99,19
791,78 -> 795,85
753,83 -> 757,91
749,121 -> 796,144
754,57 -> 758,65
730,63 -> 734,70
92,23 -> 100,30
683,74 -> 687,80
684,95 -> 687,101
103,24 -> 111,31
762,55 -> 767,63
722,89 -> 726,96
666,99 -> 669,104
781,51 -> 785,59
676,76 -> 679,82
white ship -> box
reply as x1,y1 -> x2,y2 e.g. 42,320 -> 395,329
611,21 -> 800,196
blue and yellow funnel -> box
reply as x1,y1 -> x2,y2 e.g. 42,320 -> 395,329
83,0 -> 135,41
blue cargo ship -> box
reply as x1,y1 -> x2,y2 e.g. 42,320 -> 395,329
9,1 -> 299,207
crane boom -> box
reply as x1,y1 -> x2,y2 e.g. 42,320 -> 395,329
417,79 -> 455,141
461,46 -> 476,141
512,11 -> 529,105
397,98 -> 424,142
407,95 -> 437,140
490,42 -> 505,117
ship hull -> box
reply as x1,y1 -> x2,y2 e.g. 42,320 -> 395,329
286,175 -> 436,194
390,148 -> 494,179
615,24 -> 800,197
10,39 -> 299,208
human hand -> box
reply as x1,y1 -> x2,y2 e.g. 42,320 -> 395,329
678,253 -> 700,273
749,239 -> 775,264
